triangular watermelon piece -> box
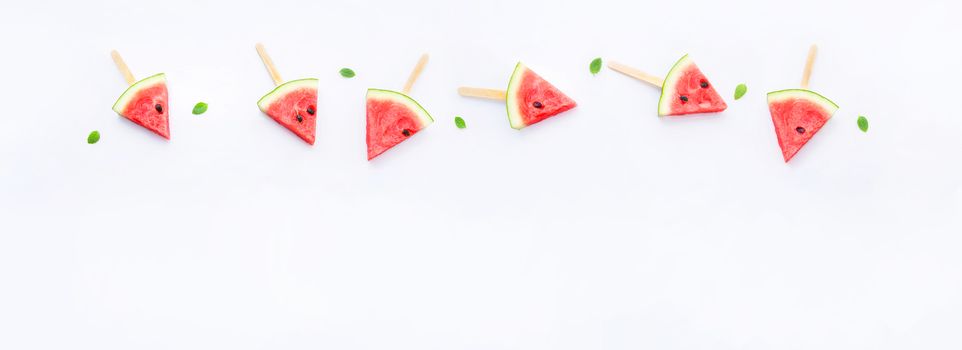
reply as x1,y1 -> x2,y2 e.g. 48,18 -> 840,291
112,73 -> 170,139
366,89 -> 434,160
506,62 -> 577,129
257,78 -> 318,145
657,55 -> 727,116
767,89 -> 839,162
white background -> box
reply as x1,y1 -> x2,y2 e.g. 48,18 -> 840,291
1,0 -> 960,349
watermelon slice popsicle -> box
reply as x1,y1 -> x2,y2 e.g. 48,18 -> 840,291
458,63 -> 577,129
607,55 -> 727,116
767,45 -> 839,162
367,54 -> 435,160
254,43 -> 318,145
109,50 -> 170,139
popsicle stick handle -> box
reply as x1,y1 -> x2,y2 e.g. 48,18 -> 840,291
110,50 -> 136,85
402,53 -> 430,95
255,43 -> 284,86
801,44 -> 817,89
458,87 -> 506,101
607,61 -> 663,87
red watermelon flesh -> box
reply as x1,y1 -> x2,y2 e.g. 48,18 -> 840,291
111,73 -> 170,139
366,89 -> 434,160
658,55 -> 727,116
257,79 -> 318,145
767,89 -> 839,162
506,63 -> 577,129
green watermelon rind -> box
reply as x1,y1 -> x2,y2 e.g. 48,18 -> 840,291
112,73 -> 166,114
505,62 -> 527,130
257,78 -> 319,112
657,54 -> 693,116
766,89 -> 840,114
366,88 -> 435,126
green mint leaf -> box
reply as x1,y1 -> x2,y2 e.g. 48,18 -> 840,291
589,58 -> 602,75
455,116 -> 466,129
857,115 -> 869,132
87,130 -> 100,144
734,84 -> 748,100
192,102 -> 208,115
339,68 -> 356,78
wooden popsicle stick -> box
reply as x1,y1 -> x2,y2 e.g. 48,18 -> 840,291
255,43 -> 284,86
458,87 -> 506,101
607,61 -> 664,87
402,53 -> 430,95
800,44 -> 818,89
110,50 -> 136,85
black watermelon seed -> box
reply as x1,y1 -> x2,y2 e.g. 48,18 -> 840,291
155,104 -> 163,113
532,101 -> 544,109
402,129 -> 412,136
796,127 -> 806,134
700,80 -> 709,88
679,96 -> 689,102
307,106 -> 316,115
296,114 -> 304,123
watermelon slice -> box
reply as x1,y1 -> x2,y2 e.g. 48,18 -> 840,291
657,55 -> 727,116
767,89 -> 839,162
111,73 -> 170,139
366,89 -> 433,160
506,62 -> 577,129
257,78 -> 318,145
